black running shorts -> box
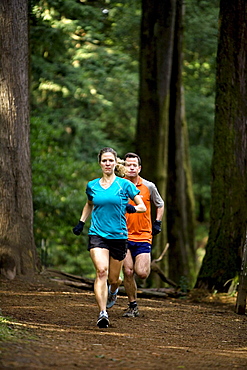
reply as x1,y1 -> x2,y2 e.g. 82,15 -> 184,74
88,235 -> 128,261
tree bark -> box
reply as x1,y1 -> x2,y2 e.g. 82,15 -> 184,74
137,0 -> 176,192
196,0 -> 247,292
136,0 -> 195,286
167,0 -> 196,286
0,0 -> 37,278
235,233 -> 247,314
136,0 -> 176,280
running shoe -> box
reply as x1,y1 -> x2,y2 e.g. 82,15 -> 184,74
97,311 -> 109,328
106,285 -> 118,308
123,304 -> 139,317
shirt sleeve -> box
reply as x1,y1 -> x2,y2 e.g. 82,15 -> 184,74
143,179 -> 164,208
86,183 -> 93,201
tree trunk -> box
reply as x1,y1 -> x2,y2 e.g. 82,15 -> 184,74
0,0 -> 37,279
167,0 -> 196,287
196,0 -> 247,292
136,0 -> 176,280
137,0 -> 176,191
235,232 -> 247,314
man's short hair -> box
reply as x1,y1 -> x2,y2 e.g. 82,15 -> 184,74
124,152 -> 141,166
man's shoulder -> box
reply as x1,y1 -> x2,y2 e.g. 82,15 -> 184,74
140,177 -> 156,189
140,178 -> 164,205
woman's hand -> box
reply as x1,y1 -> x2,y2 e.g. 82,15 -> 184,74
73,221 -> 85,235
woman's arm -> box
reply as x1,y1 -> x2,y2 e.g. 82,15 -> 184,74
73,200 -> 93,235
133,194 -> 146,213
80,200 -> 94,222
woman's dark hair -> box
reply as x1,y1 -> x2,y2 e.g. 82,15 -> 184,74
124,152 -> 141,166
98,147 -> 117,163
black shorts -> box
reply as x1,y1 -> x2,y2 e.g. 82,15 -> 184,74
88,235 -> 128,261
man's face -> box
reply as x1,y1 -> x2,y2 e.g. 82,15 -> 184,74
125,157 -> 141,178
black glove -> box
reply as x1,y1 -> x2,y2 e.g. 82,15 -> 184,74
152,220 -> 162,236
126,204 -> 137,213
73,221 -> 85,235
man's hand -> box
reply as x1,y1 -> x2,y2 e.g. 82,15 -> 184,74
73,221 -> 85,235
126,204 -> 137,213
152,220 -> 162,236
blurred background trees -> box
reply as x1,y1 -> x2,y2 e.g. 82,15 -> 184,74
28,0 -> 219,282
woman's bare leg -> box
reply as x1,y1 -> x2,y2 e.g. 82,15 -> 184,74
108,256 -> 123,292
90,248 -> 109,312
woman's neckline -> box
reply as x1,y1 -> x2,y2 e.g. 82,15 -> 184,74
99,175 -> 116,189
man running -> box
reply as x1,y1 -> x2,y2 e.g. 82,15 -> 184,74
122,152 -> 164,317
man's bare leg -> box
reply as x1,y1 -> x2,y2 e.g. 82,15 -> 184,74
123,249 -> 137,302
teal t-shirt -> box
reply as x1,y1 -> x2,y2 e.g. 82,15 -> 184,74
86,176 -> 140,239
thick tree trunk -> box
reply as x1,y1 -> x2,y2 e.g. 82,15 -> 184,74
167,0 -> 196,286
137,0 -> 176,192
0,0 -> 37,278
136,0 -> 176,280
196,0 -> 247,292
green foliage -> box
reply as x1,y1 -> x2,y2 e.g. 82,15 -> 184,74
29,0 -> 219,274
30,0 -> 140,158
0,316 -> 33,341
31,116 -> 97,275
179,276 -> 189,293
30,0 -> 141,275
0,316 -> 15,341
185,92 -> 214,220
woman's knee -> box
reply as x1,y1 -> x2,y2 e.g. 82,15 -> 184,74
96,267 -> 108,279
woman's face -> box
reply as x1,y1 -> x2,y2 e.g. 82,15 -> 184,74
100,152 -> 116,175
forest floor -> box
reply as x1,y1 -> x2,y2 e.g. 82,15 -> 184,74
1,274 -> 247,369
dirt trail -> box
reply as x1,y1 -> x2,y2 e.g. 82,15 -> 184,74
1,275 -> 247,369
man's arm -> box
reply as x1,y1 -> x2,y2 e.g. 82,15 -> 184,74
156,205 -> 164,221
